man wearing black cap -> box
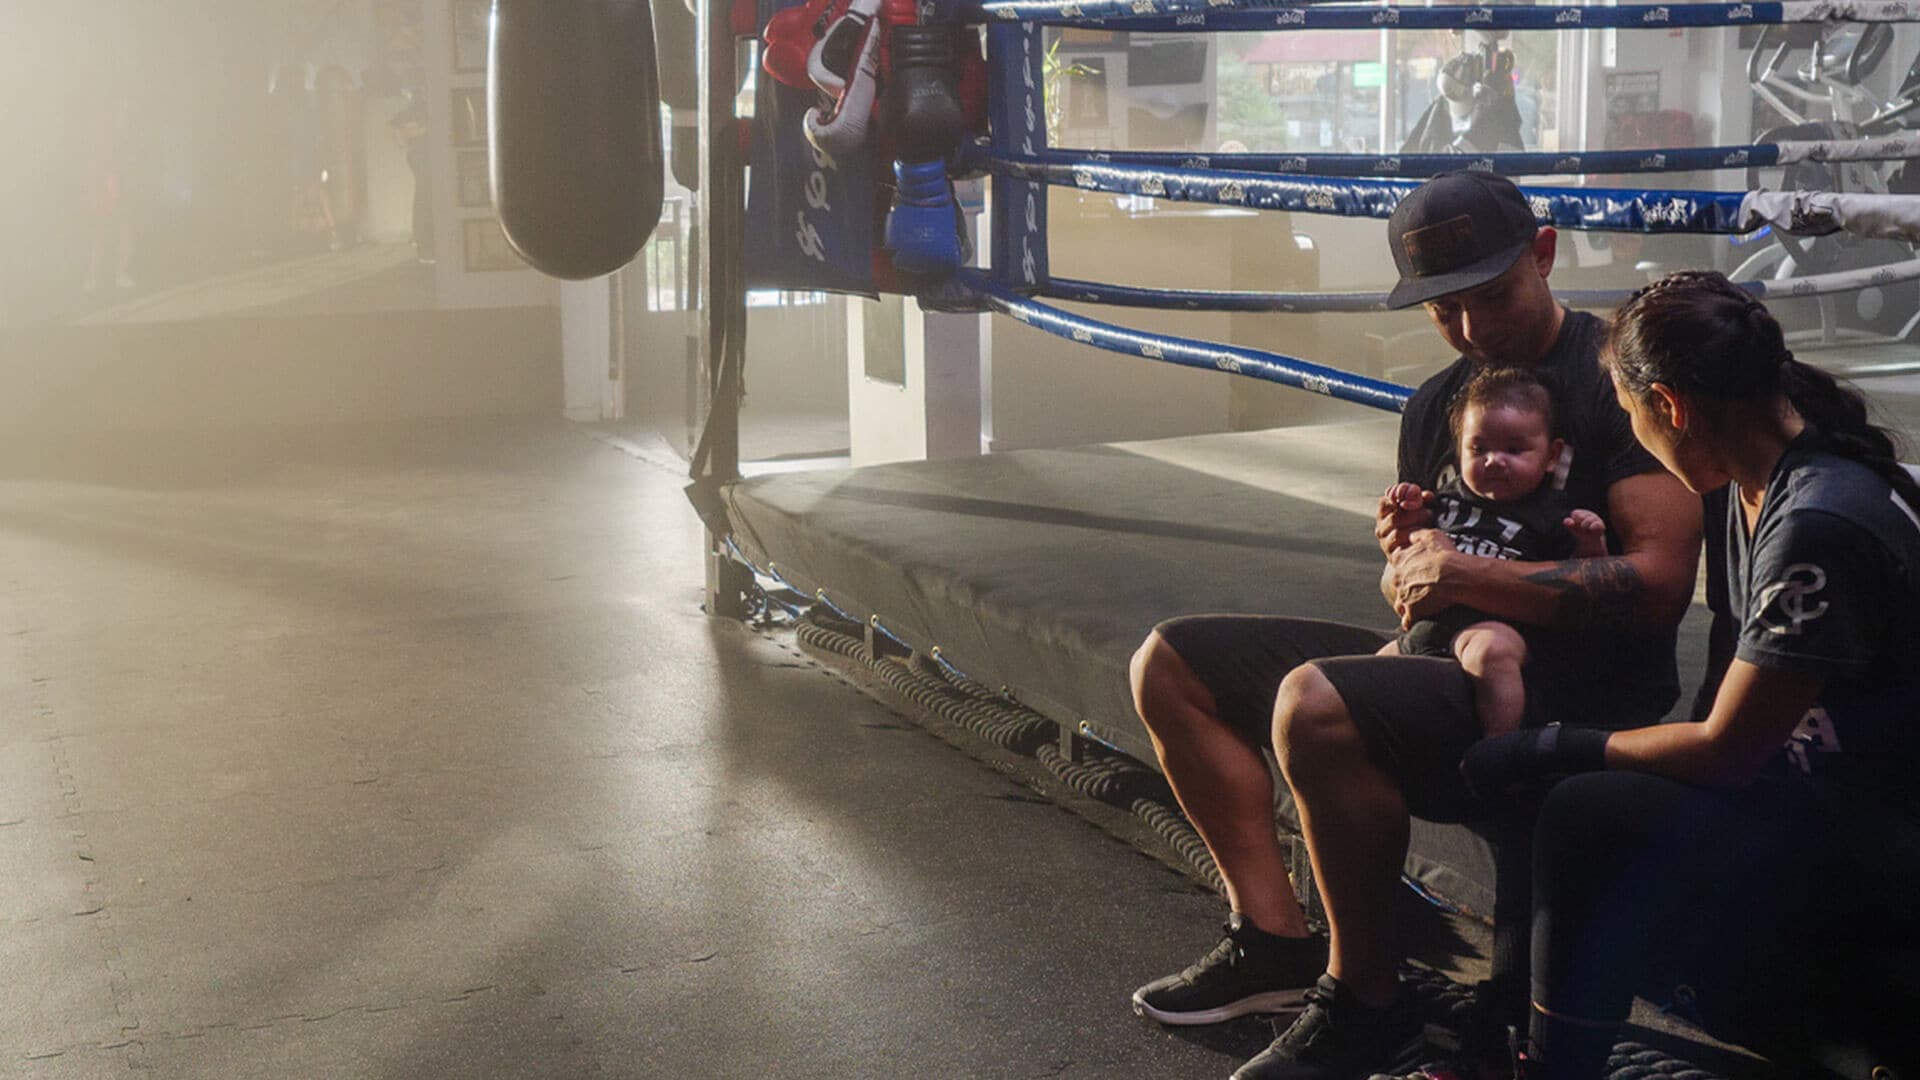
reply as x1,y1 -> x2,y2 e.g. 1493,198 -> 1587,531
1128,171 -> 1702,1079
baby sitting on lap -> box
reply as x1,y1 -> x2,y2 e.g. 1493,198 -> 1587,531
1378,366 -> 1608,735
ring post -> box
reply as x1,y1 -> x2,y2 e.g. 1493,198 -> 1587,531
696,0 -> 752,619
988,20 -> 1049,289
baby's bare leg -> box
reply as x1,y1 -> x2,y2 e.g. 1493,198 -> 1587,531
1453,622 -> 1528,736
1376,639 -> 1401,656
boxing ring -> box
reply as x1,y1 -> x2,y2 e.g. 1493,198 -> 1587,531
722,0 -> 1919,766
713,0 -> 1920,876
667,0 -> 1920,1071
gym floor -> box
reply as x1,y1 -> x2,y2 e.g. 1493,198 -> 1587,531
0,418 -> 1256,1079
15,366 -> 1915,1077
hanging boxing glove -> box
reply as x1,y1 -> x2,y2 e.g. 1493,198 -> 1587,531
762,0 -> 838,90
885,158 -> 963,276
810,0 -> 885,95
882,23 -> 966,275
887,23 -> 964,163
804,0 -> 885,155
868,0 -> 917,155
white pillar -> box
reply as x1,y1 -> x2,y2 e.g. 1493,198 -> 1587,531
561,276 -> 625,421
847,294 -> 984,465
846,199 -> 987,465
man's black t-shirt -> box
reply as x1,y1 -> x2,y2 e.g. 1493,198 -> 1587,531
1707,436 -> 1920,803
1395,309 -> 1678,729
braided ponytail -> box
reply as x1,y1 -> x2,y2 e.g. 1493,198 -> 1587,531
1780,357 -> 1920,512
1607,271 -> 1920,511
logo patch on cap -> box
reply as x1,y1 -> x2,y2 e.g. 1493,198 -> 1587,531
1401,214 -> 1478,277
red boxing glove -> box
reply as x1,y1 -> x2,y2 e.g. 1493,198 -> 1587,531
761,0 -> 838,90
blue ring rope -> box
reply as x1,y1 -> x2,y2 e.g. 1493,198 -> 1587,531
951,271 -> 1412,412
961,0 -> 1917,31
994,158 -> 1756,233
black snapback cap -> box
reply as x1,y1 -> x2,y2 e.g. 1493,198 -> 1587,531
1386,171 -> 1539,310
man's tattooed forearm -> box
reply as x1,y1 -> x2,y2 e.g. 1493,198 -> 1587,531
1521,557 -> 1644,630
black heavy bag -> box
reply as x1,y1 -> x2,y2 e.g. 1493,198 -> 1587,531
491,0 -> 665,279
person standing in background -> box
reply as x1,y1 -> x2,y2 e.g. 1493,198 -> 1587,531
80,91 -> 137,293
269,63 -> 343,253
389,87 -> 434,264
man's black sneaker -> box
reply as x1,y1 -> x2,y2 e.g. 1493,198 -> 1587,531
1364,1065 -> 1480,1080
1231,974 -> 1429,1080
1369,1038 -> 1541,1080
1131,913 -> 1329,1025
1365,1049 -> 1494,1080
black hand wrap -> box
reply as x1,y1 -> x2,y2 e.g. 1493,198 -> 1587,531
1460,725 -> 1611,800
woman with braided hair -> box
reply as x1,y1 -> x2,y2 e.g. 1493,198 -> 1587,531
1436,271 -> 1920,1078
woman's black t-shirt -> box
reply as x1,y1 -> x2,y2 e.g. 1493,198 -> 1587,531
1706,436 -> 1920,800
1396,309 -> 1679,729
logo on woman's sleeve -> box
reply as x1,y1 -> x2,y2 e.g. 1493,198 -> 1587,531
1755,563 -> 1829,636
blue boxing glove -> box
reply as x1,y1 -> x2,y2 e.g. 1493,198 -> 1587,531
885,158 -> 962,276
1460,725 -> 1611,800
883,23 -> 965,278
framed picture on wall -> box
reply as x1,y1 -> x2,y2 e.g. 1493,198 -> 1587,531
456,150 -> 492,208
452,0 -> 490,72
463,218 -> 526,272
451,87 -> 488,147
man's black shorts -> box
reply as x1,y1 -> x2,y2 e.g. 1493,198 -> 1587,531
1154,614 -> 1483,822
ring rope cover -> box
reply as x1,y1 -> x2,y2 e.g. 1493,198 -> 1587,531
992,132 -> 1920,180
960,0 -> 1920,31
992,159 -> 1920,240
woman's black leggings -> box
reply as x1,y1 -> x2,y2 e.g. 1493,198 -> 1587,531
1530,771 -> 1920,1060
